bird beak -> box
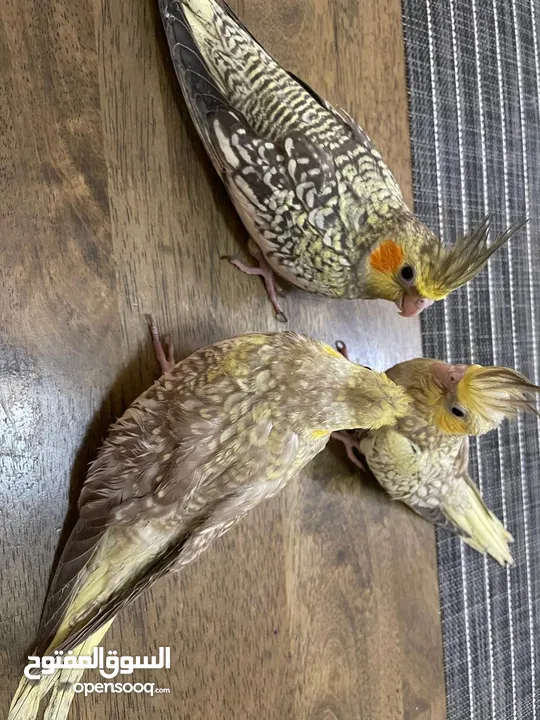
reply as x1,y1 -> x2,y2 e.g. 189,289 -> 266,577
431,362 -> 468,392
396,295 -> 435,317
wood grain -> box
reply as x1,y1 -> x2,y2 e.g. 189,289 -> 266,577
0,0 -> 446,717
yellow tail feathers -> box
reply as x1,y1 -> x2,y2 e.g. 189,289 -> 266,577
445,481 -> 514,566
8,621 -> 114,720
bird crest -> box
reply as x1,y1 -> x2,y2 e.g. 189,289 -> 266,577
417,216 -> 527,300
457,364 -> 540,426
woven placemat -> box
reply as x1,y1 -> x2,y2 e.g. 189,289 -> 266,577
402,1 -> 540,717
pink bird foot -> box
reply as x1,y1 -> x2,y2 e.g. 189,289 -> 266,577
147,315 -> 176,375
331,430 -> 365,471
226,245 -> 287,323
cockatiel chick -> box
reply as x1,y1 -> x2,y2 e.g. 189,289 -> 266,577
9,327 -> 408,720
334,344 -> 540,565
159,0 -> 525,320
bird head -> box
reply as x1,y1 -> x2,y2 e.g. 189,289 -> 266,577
388,358 -> 540,435
365,216 -> 526,317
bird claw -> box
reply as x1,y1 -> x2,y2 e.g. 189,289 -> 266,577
226,249 -> 288,323
146,315 -> 176,375
335,340 -> 350,360
331,430 -> 365,471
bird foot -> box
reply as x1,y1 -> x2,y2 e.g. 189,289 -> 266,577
331,430 -> 365,471
335,340 -> 350,360
146,315 -> 176,375
226,250 -> 288,323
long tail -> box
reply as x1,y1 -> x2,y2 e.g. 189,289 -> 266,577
8,621 -> 114,720
444,478 -> 514,566
158,0 -> 343,150
158,0 -> 233,168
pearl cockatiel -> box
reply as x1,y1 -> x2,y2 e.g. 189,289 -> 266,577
8,327 -> 408,720
334,342 -> 540,565
159,0 -> 525,320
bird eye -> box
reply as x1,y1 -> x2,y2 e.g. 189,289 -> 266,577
451,407 -> 466,418
400,265 -> 415,283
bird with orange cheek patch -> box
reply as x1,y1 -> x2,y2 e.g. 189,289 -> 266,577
160,0 -> 526,320
333,346 -> 540,564
363,216 -> 525,317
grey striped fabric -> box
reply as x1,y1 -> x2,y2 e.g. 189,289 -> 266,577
402,1 -> 540,718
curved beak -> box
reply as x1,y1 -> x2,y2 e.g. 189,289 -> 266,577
395,295 -> 435,318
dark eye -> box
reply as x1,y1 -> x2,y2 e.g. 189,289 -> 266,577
400,265 -> 415,283
451,407 -> 466,418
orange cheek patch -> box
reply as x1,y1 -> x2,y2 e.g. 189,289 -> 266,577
369,240 -> 404,274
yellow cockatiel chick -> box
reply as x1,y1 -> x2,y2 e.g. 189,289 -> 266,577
8,328 -> 408,720
335,351 -> 540,565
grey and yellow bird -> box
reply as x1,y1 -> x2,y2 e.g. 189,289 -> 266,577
8,327 -> 408,720
159,0 -> 525,320
334,343 -> 540,565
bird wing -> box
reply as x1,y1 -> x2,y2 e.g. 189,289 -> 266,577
160,0 -> 348,146
286,69 -> 404,202
362,429 -> 463,532
407,436 -> 472,532
35,336 -> 307,654
212,111 -> 359,287
441,438 -> 513,564
51,474 -> 286,655
160,0 -> 405,293
161,0 -> 404,196
209,106 -> 406,295
364,431 -> 513,563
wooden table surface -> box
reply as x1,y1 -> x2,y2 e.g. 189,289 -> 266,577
0,0 -> 446,717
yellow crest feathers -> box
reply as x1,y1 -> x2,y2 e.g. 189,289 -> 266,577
457,365 -> 540,424
421,216 -> 527,298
